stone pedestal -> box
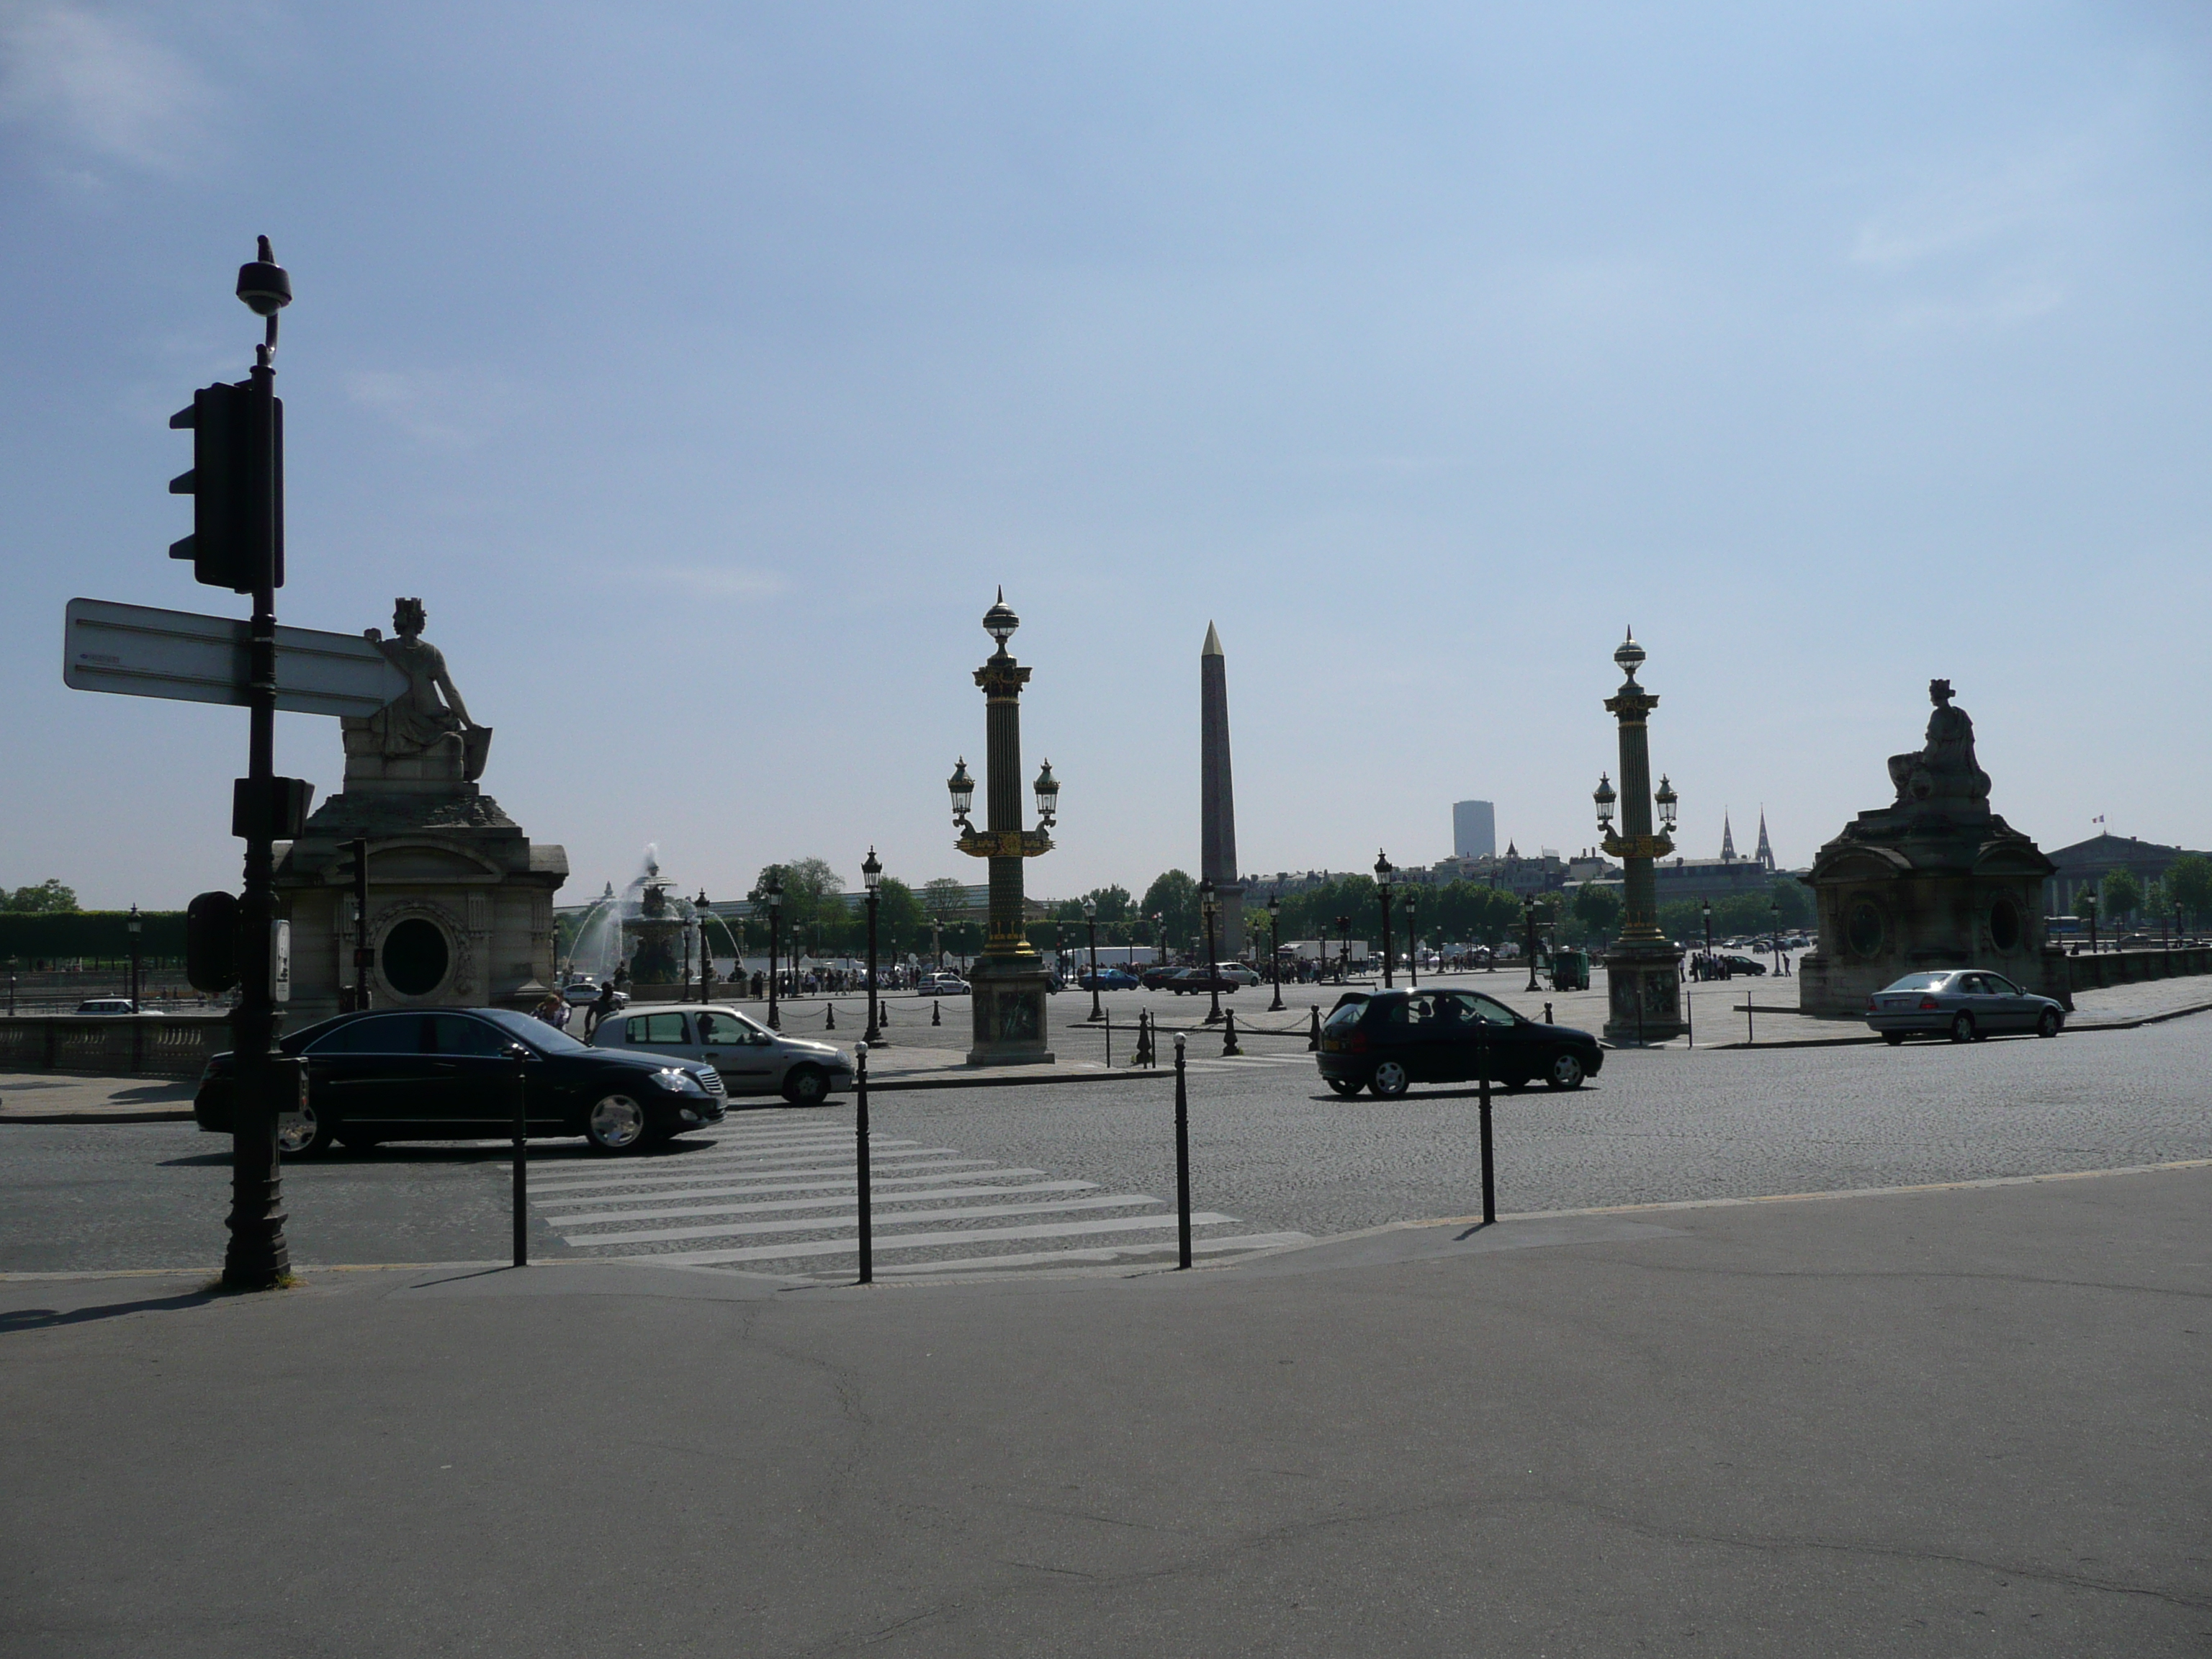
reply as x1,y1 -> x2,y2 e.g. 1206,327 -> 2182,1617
1798,681 -> 2063,1017
1604,940 -> 1686,1046
966,955 -> 1054,1066
274,723 -> 564,1023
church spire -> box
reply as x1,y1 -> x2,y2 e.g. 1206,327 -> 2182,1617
1754,809 -> 1773,871
1720,811 -> 1736,863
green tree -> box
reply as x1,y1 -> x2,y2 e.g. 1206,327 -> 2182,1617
875,876 -> 924,956
1139,870 -> 1201,949
2103,868 -> 2143,920
2167,855 -> 2212,925
3,878 -> 78,913
1571,883 -> 1622,945
2072,888 -> 2100,923
920,876 -> 971,921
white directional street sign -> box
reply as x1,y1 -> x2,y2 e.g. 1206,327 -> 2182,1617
63,598 -> 410,719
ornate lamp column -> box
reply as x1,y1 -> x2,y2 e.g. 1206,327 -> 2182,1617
861,848 -> 883,1046
950,591 -> 1058,1065
1595,631 -> 1687,1043
1374,852 -> 1395,988
1267,894 -> 1285,1010
1082,894 -> 1102,1022
1200,880 -> 1223,1024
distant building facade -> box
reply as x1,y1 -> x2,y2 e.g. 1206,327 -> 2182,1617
2041,833 -> 2211,914
1452,800 -> 1496,860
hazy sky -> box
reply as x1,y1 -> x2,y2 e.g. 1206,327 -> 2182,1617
4,2 -> 2208,910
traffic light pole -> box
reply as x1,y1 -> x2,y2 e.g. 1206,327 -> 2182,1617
222,269 -> 291,1290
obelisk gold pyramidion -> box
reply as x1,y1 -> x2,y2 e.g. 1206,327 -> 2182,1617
950,590 -> 1057,1065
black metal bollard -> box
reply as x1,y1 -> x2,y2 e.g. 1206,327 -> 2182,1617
1105,1009 -> 1112,1068
825,1003 -> 836,1030
1221,1008 -> 1241,1058
509,1042 -> 529,1267
1133,1008 -> 1154,1068
855,1042 -> 872,1284
1174,1033 -> 1191,1269
1308,1004 -> 1321,1051
1478,1029 -> 1496,1226
1543,1002 -> 1553,1025
932,999 -> 941,1027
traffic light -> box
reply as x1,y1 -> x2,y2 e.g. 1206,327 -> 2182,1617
168,379 -> 283,592
185,891 -> 240,994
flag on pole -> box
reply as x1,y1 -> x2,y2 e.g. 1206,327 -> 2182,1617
2093,815 -> 2105,824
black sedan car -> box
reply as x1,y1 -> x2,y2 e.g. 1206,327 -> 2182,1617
194,1006 -> 727,1155
1315,988 -> 1604,1098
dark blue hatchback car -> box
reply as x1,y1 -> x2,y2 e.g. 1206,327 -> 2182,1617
1314,987 -> 1603,1099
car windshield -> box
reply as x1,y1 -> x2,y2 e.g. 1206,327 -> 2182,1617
479,1007 -> 593,1055
1881,973 -> 1955,992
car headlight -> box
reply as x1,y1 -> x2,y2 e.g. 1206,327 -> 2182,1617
655,1067 -> 708,1096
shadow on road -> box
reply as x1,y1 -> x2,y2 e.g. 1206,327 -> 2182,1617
158,1136 -> 725,1169
0,1289 -> 217,1333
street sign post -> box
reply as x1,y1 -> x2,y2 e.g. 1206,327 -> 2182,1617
63,598 -> 408,719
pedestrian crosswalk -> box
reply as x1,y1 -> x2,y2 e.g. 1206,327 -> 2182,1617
529,1110 -> 1308,1280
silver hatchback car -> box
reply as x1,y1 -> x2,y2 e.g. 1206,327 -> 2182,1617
1865,971 -> 2065,1045
590,1003 -> 853,1104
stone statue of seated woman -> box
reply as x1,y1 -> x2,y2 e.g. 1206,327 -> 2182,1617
1886,678 -> 1991,808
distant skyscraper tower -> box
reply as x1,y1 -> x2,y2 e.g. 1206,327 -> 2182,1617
1453,800 -> 1496,860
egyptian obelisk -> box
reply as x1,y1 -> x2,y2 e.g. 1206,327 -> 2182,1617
1200,622 -> 1244,958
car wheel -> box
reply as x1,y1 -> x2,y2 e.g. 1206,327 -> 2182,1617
1370,1061 -> 1411,1100
783,1064 -> 830,1106
1882,1033 -> 1905,1047
1544,1051 -> 1585,1091
585,1093 -> 649,1153
1948,1012 -> 1974,1044
2036,1008 -> 2061,1039
1324,1076 -> 1360,1097
276,1103 -> 336,1156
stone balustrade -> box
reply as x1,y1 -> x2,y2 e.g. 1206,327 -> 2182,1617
0,1015 -> 232,1079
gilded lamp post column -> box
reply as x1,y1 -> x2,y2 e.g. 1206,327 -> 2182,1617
1595,631 -> 1686,1044
949,590 -> 1059,1066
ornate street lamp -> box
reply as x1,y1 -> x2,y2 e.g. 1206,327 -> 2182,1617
1596,631 -> 1687,1043
950,590 -> 1058,1064
1335,914 -> 1351,981
127,903 -> 143,1012
1152,912 -> 1165,970
1524,896 -> 1542,992
763,867 -> 783,1031
2085,888 -> 2098,954
1267,893 -> 1285,1010
1405,889 -> 1420,989
861,848 -> 883,1045
1374,851 -> 1395,989
693,889 -> 713,1007
1771,897 -> 1783,976
1200,880 -> 1223,1025
1082,894 -> 1103,1022
1701,898 -> 1714,980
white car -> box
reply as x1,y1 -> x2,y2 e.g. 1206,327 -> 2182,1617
919,971 -> 970,997
590,1003 -> 853,1104
1213,963 -> 1262,987
74,997 -> 148,1016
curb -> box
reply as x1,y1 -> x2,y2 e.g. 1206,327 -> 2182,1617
0,1109 -> 197,1125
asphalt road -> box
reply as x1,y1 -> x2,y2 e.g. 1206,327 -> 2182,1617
4,1009 -> 2206,1276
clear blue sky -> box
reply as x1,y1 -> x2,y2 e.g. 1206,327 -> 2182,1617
4,2 -> 2207,910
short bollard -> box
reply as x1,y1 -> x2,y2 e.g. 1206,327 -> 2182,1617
855,1041 -> 872,1285
932,999 -> 941,1027
1543,1002 -> 1554,1025
1133,1009 -> 1154,1068
825,1003 -> 836,1030
1307,1005 -> 1321,1051
1477,1029 -> 1496,1226
1105,1009 -> 1112,1067
508,1042 -> 529,1267
1173,1033 -> 1192,1269
1220,1008 -> 1241,1058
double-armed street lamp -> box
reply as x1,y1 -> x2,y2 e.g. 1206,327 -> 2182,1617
1082,894 -> 1103,1022
947,592 -> 1062,1064
1267,893 -> 1285,1011
862,848 -> 884,1045
1200,879 -> 1223,1024
694,890 -> 714,1005
763,868 -> 783,1030
1374,852 -> 1395,988
1591,631 -> 1688,1044
127,903 -> 143,1011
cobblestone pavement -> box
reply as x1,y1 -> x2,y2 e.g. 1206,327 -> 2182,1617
4,997 -> 2207,1274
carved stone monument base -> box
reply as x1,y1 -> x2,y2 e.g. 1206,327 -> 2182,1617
1604,941 -> 1686,1046
966,955 -> 1055,1066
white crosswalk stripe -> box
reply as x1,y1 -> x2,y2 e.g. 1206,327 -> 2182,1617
531,1109 -> 1307,1279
